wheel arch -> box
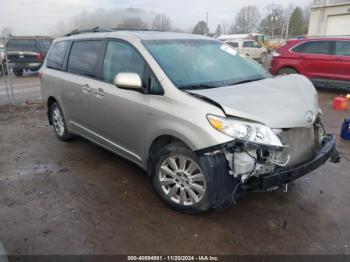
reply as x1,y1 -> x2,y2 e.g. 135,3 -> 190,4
47,96 -> 58,125
277,65 -> 299,74
146,134 -> 192,178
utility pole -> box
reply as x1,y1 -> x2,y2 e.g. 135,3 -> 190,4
272,10 -> 276,39
285,16 -> 290,39
206,12 -> 209,35
206,12 -> 209,27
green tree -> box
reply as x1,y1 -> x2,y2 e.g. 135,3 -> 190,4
192,21 -> 209,35
289,7 -> 305,36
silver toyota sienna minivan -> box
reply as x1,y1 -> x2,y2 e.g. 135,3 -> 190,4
40,30 -> 339,213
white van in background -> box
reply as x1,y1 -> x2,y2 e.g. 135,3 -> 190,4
218,34 -> 268,64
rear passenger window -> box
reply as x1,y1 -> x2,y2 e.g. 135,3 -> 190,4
67,41 -> 102,77
227,42 -> 239,48
335,41 -> 350,56
103,41 -> 145,83
46,41 -> 69,70
243,41 -> 254,48
292,41 -> 332,55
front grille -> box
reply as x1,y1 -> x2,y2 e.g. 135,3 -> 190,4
278,127 -> 316,167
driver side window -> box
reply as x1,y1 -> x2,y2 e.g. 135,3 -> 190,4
103,41 -> 145,83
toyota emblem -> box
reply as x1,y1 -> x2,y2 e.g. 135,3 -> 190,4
305,111 -> 314,123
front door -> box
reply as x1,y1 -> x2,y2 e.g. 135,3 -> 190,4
293,40 -> 335,80
88,40 -> 150,163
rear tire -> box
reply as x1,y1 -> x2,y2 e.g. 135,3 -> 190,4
50,102 -> 74,141
277,67 -> 298,75
152,142 -> 210,213
13,69 -> 23,76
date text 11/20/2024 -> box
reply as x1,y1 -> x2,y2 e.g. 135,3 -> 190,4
127,256 -> 219,261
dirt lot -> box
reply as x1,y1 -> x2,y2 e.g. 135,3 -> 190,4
0,73 -> 41,106
0,91 -> 349,255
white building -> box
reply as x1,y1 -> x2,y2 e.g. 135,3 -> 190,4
308,1 -> 350,36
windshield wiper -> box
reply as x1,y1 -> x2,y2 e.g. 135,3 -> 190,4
178,83 -> 219,90
228,77 -> 265,86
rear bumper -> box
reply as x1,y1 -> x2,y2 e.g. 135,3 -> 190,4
260,134 -> 337,190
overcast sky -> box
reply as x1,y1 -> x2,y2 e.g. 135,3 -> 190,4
0,0 -> 311,36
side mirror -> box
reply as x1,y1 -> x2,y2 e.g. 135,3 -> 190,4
114,72 -> 142,90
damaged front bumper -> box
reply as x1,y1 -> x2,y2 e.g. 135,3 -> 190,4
259,134 -> 337,190
197,133 -> 339,209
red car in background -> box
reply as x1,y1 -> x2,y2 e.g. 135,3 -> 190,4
270,37 -> 350,89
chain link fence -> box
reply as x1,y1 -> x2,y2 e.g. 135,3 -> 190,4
0,36 -> 52,106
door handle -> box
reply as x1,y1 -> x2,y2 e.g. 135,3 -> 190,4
82,84 -> 92,94
94,88 -> 104,98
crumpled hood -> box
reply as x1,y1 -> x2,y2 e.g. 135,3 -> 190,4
189,74 -> 319,128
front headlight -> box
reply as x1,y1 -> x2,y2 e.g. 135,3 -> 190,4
207,115 -> 283,147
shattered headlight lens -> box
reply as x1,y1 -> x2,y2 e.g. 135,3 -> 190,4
207,115 -> 283,147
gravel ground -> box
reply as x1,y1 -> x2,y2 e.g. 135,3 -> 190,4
0,90 -> 349,255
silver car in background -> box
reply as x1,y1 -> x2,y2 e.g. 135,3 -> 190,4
40,30 -> 338,213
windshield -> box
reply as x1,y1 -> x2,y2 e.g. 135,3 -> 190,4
143,39 -> 269,89
6,39 -> 36,51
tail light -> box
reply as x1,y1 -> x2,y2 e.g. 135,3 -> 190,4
36,52 -> 44,62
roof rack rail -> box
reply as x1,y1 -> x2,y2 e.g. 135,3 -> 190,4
65,27 -> 114,36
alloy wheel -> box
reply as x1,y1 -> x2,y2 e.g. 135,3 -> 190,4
158,155 -> 206,206
52,107 -> 65,136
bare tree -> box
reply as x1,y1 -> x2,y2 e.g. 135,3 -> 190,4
1,27 -> 13,38
228,23 -> 237,34
221,21 -> 230,35
192,21 -> 209,35
152,14 -> 172,31
117,17 -> 148,30
171,28 -> 184,33
214,24 -> 222,37
56,8 -> 154,35
259,4 -> 287,38
235,5 -> 261,33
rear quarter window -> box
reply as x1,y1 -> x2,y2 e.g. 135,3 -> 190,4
243,41 -> 254,48
46,41 -> 69,70
227,42 -> 239,48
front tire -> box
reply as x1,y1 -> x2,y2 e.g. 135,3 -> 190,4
50,102 -> 74,141
152,143 -> 210,213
